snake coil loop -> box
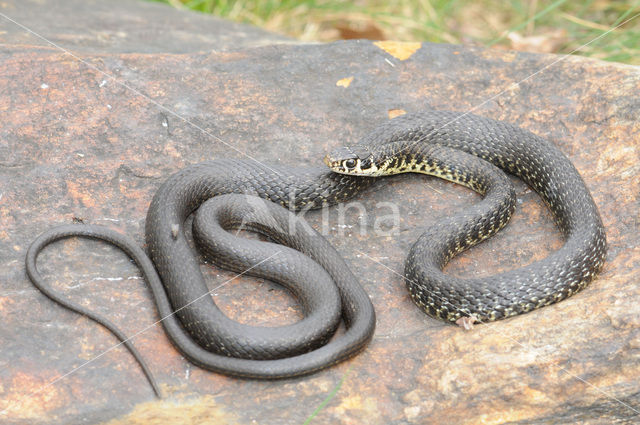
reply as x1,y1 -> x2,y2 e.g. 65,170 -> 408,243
26,111 -> 606,396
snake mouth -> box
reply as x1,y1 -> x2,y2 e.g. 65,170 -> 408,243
323,150 -> 354,174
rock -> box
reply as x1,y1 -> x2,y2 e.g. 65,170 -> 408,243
1,1 -> 639,424
0,0 -> 294,53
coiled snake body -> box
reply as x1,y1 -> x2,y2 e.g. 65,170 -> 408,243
26,111 -> 606,394
325,111 -> 607,321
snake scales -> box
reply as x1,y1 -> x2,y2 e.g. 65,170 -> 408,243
26,110 -> 606,395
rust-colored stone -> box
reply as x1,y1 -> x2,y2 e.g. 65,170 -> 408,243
1,2 -> 639,425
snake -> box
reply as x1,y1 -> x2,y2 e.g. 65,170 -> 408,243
325,111 -> 607,322
26,110 -> 606,396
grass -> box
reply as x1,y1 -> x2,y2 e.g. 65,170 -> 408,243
151,0 -> 640,65
301,367 -> 352,424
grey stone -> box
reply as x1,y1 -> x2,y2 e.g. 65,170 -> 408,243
1,1 -> 639,425
0,0 -> 294,53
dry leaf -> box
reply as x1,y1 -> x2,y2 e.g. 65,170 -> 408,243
507,29 -> 568,54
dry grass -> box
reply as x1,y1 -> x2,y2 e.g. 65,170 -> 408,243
152,0 -> 640,64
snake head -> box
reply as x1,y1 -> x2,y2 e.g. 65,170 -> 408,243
324,145 -> 378,176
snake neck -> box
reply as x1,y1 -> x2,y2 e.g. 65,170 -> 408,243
341,141 -> 493,195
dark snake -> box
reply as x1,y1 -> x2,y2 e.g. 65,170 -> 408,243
25,110 -> 607,397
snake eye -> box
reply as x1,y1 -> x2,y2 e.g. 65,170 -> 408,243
344,158 -> 357,169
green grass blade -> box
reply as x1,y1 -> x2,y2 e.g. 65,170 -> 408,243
488,0 -> 570,46
302,367 -> 353,425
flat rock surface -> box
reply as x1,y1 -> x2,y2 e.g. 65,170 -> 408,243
0,0 -> 293,53
1,4 -> 640,425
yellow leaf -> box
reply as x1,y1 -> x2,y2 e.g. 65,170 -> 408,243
373,41 -> 422,60
336,76 -> 354,87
